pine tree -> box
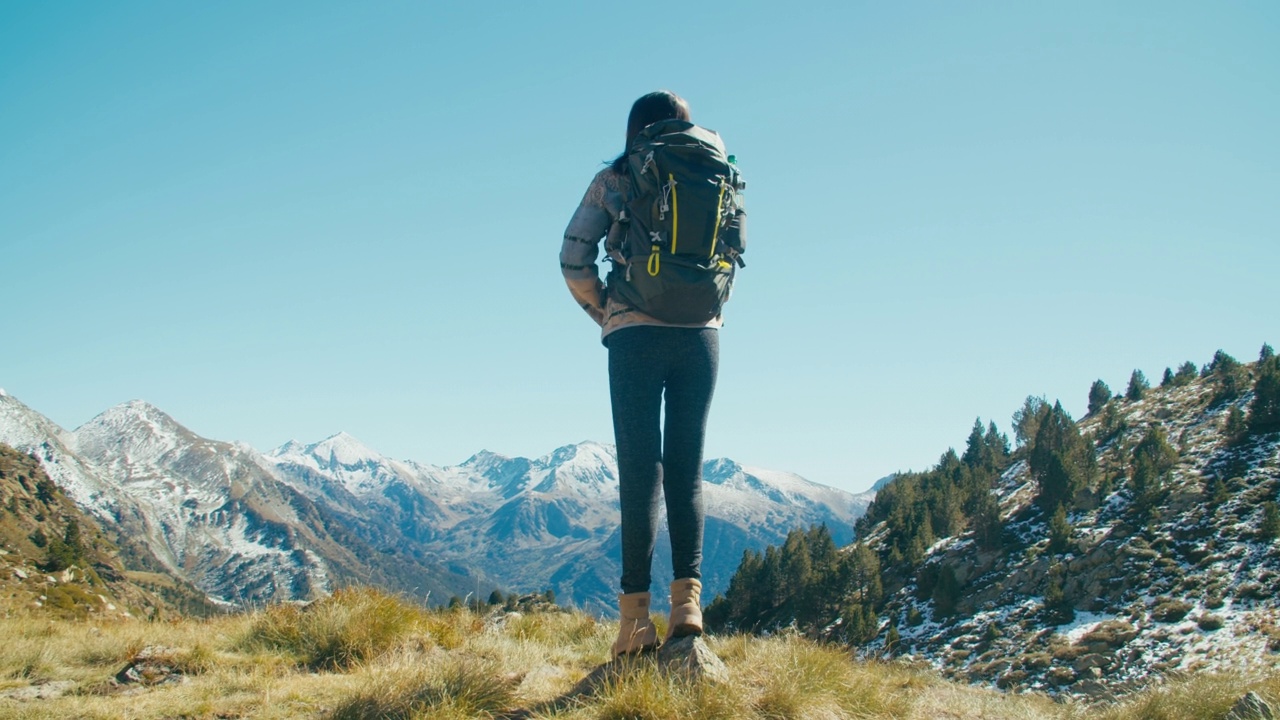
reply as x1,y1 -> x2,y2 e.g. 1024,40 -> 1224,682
840,603 -> 878,644
487,589 -> 504,606
984,421 -> 1010,466
1224,405 -> 1248,444
1048,505 -> 1072,554
972,491 -> 1003,550
1130,426 -> 1177,519
1012,395 -> 1050,450
962,418 -> 987,468
845,543 -> 883,606
1174,361 -> 1198,386
1208,350 -> 1245,402
1088,380 -> 1112,415
1161,368 -> 1175,387
885,622 -> 901,655
932,565 -> 961,616
1262,343 -> 1276,363
1030,402 -> 1095,513
1099,401 -> 1126,441
1248,355 -> 1280,433
1126,370 -> 1149,401
1042,564 -> 1074,624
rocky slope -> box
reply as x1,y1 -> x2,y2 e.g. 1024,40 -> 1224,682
0,442 -> 215,618
861,352 -> 1280,697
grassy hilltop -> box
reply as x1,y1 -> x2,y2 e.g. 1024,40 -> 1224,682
0,587 -> 1278,719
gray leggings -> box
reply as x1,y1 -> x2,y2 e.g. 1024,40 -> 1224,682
607,326 -> 719,595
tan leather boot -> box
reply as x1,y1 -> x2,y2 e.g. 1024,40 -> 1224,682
612,591 -> 659,657
666,578 -> 703,640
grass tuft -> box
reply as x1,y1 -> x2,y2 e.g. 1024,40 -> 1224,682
1083,673 -> 1279,720
741,634 -> 914,719
589,659 -> 747,720
331,655 -> 515,719
239,587 -> 424,670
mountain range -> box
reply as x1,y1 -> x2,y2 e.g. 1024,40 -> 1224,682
0,388 -> 873,614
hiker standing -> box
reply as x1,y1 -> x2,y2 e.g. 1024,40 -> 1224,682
560,91 -> 746,656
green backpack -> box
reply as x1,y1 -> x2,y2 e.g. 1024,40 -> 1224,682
605,119 -> 746,324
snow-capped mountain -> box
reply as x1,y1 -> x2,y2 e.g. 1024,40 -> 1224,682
1,388 -> 874,614
265,436 -> 875,614
0,393 -> 480,606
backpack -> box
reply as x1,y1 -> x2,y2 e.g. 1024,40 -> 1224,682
605,119 -> 746,324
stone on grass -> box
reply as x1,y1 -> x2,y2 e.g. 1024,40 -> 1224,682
115,645 -> 188,687
1226,692 -> 1275,720
569,635 -> 727,698
658,635 -> 729,684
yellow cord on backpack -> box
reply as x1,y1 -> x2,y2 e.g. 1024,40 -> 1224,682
647,245 -> 661,276
711,181 -> 728,259
669,173 -> 679,255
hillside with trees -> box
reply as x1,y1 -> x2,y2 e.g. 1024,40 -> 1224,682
0,444 -> 216,619
707,343 -> 1280,697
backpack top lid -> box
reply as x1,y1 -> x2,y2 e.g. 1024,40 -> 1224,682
630,119 -> 727,157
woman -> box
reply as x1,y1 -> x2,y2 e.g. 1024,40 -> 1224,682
560,91 -> 744,656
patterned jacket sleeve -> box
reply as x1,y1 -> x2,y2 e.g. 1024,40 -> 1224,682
560,171 -> 613,326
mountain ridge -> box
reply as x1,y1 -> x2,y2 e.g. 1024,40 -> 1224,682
0,391 -> 872,615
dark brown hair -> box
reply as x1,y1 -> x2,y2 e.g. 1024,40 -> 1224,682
610,90 -> 691,174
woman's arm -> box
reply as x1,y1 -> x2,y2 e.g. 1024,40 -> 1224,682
560,172 -> 613,326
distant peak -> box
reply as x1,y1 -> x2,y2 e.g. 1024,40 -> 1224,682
0,388 -> 7,397
550,440 -> 614,460
93,399 -> 176,427
309,431 -> 383,466
317,431 -> 372,449
270,439 -> 307,456
463,449 -> 512,465
703,457 -> 742,475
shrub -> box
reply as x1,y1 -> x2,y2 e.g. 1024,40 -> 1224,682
1079,620 -> 1138,648
1196,613 -> 1225,631
240,587 -> 425,669
1151,597 -> 1193,623
1261,502 -> 1280,541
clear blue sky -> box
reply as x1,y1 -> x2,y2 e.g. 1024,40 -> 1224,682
2,2 -> 1276,494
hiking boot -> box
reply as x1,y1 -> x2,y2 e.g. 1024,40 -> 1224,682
666,578 -> 703,640
612,591 -> 659,657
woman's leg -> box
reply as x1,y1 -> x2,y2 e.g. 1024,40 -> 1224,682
661,328 -> 719,581
608,327 -> 666,594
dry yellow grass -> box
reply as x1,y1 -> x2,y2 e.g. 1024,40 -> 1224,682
0,588 -> 1276,720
